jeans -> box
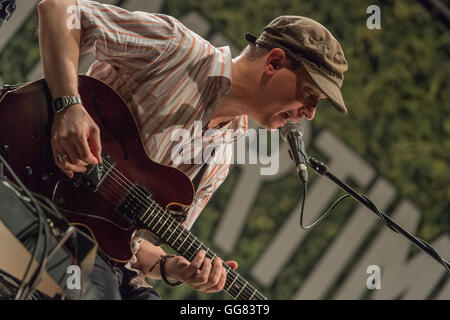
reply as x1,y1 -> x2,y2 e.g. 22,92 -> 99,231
89,253 -> 161,300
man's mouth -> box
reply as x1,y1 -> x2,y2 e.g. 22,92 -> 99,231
281,112 -> 290,119
281,111 -> 295,120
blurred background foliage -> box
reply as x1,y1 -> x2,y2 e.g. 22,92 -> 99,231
0,0 -> 448,300
157,0 -> 450,299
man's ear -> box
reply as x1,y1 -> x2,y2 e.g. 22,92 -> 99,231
265,48 -> 287,73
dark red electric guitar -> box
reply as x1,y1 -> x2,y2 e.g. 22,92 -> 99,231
0,75 -> 267,300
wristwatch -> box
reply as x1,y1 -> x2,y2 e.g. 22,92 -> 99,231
52,96 -> 82,113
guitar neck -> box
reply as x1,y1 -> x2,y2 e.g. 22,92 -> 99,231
137,202 -> 267,300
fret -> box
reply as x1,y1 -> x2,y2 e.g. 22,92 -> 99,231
235,280 -> 248,300
140,202 -> 154,224
159,219 -> 174,240
133,199 -> 267,300
189,241 -> 203,261
176,233 -> 189,251
141,202 -> 157,224
150,211 -> 164,230
144,203 -> 159,225
182,235 -> 195,257
155,215 -> 169,234
249,288 -> 257,300
171,226 -> 184,247
226,272 -> 238,292
165,223 -> 178,244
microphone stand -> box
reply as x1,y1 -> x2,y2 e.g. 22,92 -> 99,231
306,156 -> 450,273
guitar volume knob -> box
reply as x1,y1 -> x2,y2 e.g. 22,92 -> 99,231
1,145 -> 9,157
24,166 -> 32,176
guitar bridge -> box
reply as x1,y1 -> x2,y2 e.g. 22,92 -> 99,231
79,153 -> 116,193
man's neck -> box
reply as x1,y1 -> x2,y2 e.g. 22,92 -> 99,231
207,56 -> 258,128
207,96 -> 240,128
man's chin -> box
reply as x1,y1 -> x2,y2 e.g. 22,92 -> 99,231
269,118 -> 287,130
264,124 -> 284,131
260,123 -> 278,130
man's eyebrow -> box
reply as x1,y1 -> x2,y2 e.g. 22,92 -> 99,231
302,70 -> 326,97
308,84 -> 327,98
318,91 -> 327,99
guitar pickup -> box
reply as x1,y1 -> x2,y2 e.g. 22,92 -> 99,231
79,153 -> 116,193
117,183 -> 153,225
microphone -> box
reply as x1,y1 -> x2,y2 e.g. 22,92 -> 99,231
280,120 -> 308,183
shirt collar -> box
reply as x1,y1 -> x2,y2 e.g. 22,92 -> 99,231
203,46 -> 248,143
209,46 -> 233,79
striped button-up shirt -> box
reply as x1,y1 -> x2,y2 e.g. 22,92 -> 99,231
76,0 -> 247,287
78,0 -> 247,229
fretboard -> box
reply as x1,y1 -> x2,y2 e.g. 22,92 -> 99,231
138,201 -> 267,300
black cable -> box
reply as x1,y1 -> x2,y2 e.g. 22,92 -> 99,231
295,145 -> 450,272
0,155 -> 91,300
19,209 -> 51,300
29,192 -> 88,300
0,154 -> 50,300
18,224 -> 49,300
0,160 -> 83,299
297,146 -> 352,230
15,218 -> 47,300
24,193 -> 85,300
358,194 -> 450,272
16,220 -> 38,243
299,184 -> 351,230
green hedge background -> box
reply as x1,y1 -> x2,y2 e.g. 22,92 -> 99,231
158,0 -> 450,300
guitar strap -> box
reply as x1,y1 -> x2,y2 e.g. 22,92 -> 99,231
170,148 -> 214,225
192,148 -> 215,192
192,159 -> 208,192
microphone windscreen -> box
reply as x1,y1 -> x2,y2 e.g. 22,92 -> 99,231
280,120 -> 304,142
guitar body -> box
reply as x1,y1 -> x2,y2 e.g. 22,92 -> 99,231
0,76 -> 267,300
0,76 -> 195,262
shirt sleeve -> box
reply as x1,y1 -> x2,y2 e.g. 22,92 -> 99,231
76,0 -> 178,70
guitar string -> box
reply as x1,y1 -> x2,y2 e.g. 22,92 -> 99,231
98,164 -> 256,300
98,162 -> 262,300
96,161 -> 262,300
94,161 -> 264,299
102,172 -> 256,298
97,159 -> 261,300
96,164 -> 258,300
90,157 -> 260,299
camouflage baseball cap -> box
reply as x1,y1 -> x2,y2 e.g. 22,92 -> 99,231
245,16 -> 348,113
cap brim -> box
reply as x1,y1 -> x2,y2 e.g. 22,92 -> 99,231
244,33 -> 258,44
301,60 -> 347,114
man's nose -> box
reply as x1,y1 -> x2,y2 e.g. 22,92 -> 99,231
296,104 -> 316,120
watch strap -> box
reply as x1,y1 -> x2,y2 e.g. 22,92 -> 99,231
52,96 -> 82,113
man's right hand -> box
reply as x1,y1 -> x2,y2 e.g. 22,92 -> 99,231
51,103 -> 102,178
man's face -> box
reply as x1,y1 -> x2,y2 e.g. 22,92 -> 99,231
252,53 -> 327,130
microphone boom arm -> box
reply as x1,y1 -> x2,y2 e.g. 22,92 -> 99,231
307,156 -> 450,273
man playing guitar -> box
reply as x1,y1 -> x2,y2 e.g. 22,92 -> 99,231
37,0 -> 348,299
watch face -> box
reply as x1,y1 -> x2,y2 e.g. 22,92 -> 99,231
52,96 -> 81,113
52,100 -> 62,112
